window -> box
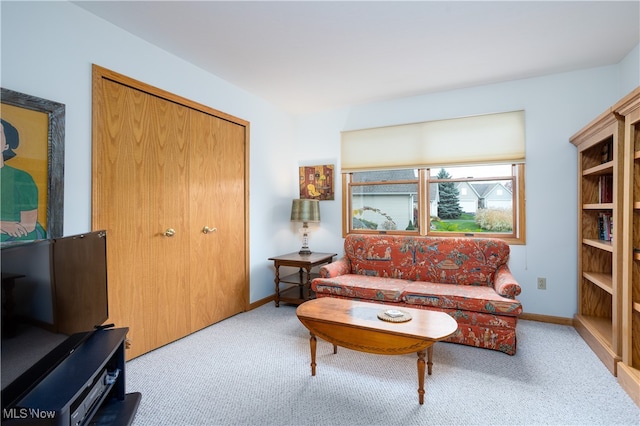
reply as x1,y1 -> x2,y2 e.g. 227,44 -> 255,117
341,110 -> 526,244
426,164 -> 523,242
344,164 -> 525,244
349,170 -> 419,232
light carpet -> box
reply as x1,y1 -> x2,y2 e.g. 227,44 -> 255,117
126,303 -> 639,426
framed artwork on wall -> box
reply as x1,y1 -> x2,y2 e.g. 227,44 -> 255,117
1,88 -> 65,241
299,164 -> 334,200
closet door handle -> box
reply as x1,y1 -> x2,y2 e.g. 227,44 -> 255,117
163,228 -> 176,237
202,226 -> 217,234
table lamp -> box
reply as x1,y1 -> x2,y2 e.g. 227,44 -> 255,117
290,199 -> 320,255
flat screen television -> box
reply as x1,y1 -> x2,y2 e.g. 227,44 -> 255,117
0,230 -> 109,410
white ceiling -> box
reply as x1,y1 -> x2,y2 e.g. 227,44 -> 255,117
74,1 -> 640,114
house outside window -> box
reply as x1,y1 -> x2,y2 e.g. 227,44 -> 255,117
350,169 -> 419,232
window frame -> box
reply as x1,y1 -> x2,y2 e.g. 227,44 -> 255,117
343,164 -> 526,244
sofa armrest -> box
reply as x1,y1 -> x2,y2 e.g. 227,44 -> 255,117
494,264 -> 522,299
318,256 -> 351,278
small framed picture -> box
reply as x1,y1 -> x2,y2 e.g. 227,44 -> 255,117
299,164 -> 334,200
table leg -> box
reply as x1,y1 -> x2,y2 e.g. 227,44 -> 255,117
299,267 -> 305,299
304,266 -> 312,300
417,350 -> 426,405
310,332 -> 317,376
274,264 -> 281,307
427,345 -> 433,375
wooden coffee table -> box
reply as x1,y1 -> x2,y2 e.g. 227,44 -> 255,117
296,297 -> 458,404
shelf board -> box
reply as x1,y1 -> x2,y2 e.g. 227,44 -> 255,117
583,271 -> 613,294
583,161 -> 614,176
634,201 -> 640,209
277,285 -> 314,305
583,238 -> 614,252
635,150 -> 640,160
279,272 -> 320,285
582,315 -> 613,346
574,314 -> 619,375
634,301 -> 640,314
583,203 -> 614,210
635,252 -> 640,261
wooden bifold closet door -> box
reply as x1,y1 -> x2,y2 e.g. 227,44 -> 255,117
91,65 -> 249,359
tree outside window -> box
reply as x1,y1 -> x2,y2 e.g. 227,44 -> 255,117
435,169 -> 463,219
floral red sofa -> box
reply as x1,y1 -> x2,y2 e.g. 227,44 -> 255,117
311,235 -> 523,355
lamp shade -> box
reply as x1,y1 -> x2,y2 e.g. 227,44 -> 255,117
290,199 -> 320,223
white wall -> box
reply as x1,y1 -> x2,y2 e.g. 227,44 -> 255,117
618,43 -> 640,96
2,2 -> 639,317
1,1 -> 296,304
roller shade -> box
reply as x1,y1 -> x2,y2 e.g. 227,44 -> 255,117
341,110 -> 525,172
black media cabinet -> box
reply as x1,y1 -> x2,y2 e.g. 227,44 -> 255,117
2,328 -> 141,426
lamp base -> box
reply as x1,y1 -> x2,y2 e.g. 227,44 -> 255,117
299,225 -> 312,255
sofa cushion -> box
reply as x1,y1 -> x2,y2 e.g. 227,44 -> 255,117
401,281 -> 523,316
312,275 -> 407,303
344,235 -> 510,286
313,275 -> 523,317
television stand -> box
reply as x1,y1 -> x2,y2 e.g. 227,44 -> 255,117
2,328 -> 140,425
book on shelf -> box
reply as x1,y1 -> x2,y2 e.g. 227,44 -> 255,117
599,175 -> 613,203
601,139 -> 613,163
598,212 -> 613,242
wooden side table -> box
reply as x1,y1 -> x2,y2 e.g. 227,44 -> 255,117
268,252 -> 336,307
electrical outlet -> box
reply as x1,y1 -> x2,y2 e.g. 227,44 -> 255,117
537,277 -> 547,290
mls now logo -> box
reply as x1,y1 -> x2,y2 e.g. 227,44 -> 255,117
3,407 -> 56,420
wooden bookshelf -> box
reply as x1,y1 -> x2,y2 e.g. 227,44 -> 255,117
614,86 -> 640,407
570,102 -> 624,377
571,87 -> 640,406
